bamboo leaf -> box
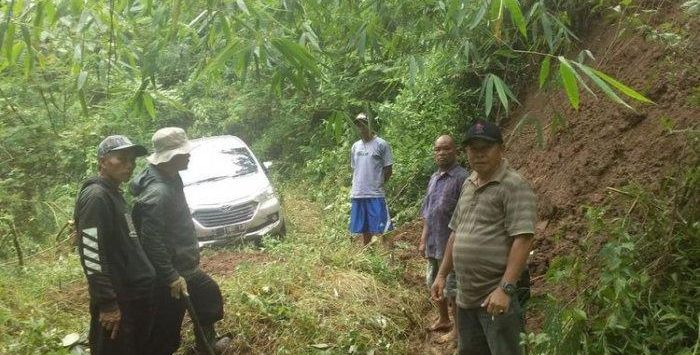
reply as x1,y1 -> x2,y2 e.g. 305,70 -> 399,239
539,56 -> 550,88
492,75 -> 510,114
168,0 -> 182,41
78,90 -> 88,117
408,55 -> 417,87
591,68 -> 654,104
5,23 -> 15,61
142,92 -> 156,119
77,70 -> 88,91
489,0 -> 504,39
236,0 -> 250,16
468,2 -> 489,30
504,0 -> 527,38
540,8 -> 554,51
558,56 -> 579,109
574,62 -> 631,110
199,38 -> 242,76
20,25 -> 32,77
484,75 -> 494,117
271,38 -> 319,76
151,91 -> 189,112
356,24 -> 367,58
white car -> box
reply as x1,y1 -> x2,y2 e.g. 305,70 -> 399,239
179,135 -> 285,247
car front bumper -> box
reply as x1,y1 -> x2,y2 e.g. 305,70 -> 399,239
193,197 -> 284,248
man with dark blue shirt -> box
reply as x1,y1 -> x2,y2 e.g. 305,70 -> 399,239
420,135 -> 468,340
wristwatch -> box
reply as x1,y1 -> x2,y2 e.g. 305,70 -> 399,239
500,282 -> 516,296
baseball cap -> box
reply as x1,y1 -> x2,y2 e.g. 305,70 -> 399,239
97,135 -> 148,158
462,120 -> 503,145
146,127 -> 193,165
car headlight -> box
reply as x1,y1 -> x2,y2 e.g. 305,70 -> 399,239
257,185 -> 275,202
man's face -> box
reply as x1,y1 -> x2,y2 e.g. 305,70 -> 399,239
354,120 -> 371,138
465,139 -> 503,177
434,137 -> 456,169
99,149 -> 137,184
170,153 -> 191,172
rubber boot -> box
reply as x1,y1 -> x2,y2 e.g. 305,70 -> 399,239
195,324 -> 230,355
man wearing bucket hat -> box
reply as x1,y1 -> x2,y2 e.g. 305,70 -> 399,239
130,127 -> 228,354
74,135 -> 155,355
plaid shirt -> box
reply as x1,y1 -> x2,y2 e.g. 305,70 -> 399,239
421,164 -> 468,259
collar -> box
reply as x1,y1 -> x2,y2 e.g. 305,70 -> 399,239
96,175 -> 122,193
149,164 -> 178,182
467,159 -> 509,188
438,163 -> 461,177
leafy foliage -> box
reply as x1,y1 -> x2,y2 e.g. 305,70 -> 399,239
525,160 -> 700,354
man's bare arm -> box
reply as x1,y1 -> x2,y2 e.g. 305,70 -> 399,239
437,231 -> 456,277
502,234 -> 533,285
383,165 -> 393,183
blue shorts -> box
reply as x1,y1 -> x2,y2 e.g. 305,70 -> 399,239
349,198 -> 393,234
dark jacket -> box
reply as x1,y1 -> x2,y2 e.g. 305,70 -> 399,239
130,165 -> 199,285
74,177 -> 155,312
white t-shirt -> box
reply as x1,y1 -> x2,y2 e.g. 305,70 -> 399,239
350,136 -> 393,198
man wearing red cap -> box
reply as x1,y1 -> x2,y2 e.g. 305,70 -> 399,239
432,120 -> 536,355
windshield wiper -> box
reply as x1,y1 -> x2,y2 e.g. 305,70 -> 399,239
184,171 -> 255,186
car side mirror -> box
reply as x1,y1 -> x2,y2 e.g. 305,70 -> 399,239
263,161 -> 273,170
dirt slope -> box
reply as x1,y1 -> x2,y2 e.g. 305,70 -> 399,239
398,1 -> 698,343
500,2 -> 699,325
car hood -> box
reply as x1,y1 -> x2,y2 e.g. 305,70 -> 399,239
183,173 -> 270,208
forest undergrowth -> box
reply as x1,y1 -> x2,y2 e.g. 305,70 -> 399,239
0,185 -> 432,354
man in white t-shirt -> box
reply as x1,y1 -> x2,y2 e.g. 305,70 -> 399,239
349,113 -> 393,245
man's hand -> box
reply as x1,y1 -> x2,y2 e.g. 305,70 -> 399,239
481,287 -> 510,315
170,276 -> 188,299
418,240 -> 426,257
99,308 -> 121,340
430,275 -> 446,302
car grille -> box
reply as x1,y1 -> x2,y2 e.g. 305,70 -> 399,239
193,201 -> 258,228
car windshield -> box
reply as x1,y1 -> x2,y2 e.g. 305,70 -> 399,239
180,144 -> 258,186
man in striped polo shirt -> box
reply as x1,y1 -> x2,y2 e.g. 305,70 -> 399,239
431,120 -> 536,355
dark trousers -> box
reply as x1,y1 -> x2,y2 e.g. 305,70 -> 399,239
149,270 -> 224,355
89,297 -> 153,355
457,297 -> 524,355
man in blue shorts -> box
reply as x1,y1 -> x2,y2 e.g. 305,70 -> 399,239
349,113 -> 393,245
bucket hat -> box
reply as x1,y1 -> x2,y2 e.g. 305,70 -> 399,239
146,127 -> 193,165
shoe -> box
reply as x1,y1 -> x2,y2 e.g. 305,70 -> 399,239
213,336 -> 231,354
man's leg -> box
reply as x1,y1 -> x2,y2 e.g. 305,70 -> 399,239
149,285 -> 186,355
349,198 -> 371,245
187,270 -> 226,352
365,197 -> 391,246
438,270 -> 459,343
88,298 -> 153,355
426,258 -> 451,331
362,232 -> 373,245
457,306 -> 491,355
478,296 -> 524,355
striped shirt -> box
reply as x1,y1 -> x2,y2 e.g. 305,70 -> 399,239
448,160 -> 536,308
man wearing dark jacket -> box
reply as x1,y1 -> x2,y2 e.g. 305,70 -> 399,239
131,127 -> 228,354
74,135 -> 154,355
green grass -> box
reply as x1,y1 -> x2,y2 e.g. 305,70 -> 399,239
0,247 -> 86,354
212,187 -> 427,353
